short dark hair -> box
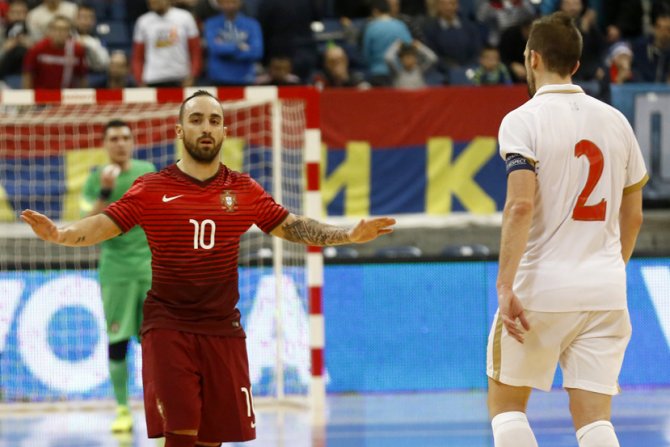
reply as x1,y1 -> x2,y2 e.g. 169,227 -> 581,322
179,90 -> 224,123
103,119 -> 131,138
527,11 -> 582,77
398,42 -> 417,58
371,0 -> 390,14
77,2 -> 96,13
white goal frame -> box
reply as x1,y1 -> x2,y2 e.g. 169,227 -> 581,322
0,86 -> 325,415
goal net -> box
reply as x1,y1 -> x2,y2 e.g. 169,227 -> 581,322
0,88 -> 322,408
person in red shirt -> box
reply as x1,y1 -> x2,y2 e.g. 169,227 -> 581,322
22,14 -> 87,89
21,90 -> 396,447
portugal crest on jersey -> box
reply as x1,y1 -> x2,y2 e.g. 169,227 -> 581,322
221,190 -> 237,212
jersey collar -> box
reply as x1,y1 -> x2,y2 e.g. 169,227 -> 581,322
534,84 -> 584,96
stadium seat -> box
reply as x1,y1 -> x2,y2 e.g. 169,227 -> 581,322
312,18 -> 346,43
323,246 -> 359,259
447,66 -> 473,86
2,74 -> 22,89
109,0 -> 127,20
374,245 -> 422,258
442,244 -> 491,258
97,20 -> 131,51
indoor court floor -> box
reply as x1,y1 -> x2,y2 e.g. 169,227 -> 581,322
0,388 -> 669,447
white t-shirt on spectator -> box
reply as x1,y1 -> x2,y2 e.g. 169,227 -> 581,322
133,7 -> 199,84
498,84 -> 648,312
27,1 -> 78,42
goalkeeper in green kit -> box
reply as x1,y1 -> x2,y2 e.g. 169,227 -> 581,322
80,119 -> 155,433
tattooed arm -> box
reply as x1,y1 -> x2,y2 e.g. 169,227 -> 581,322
271,213 -> 396,246
21,210 -> 122,247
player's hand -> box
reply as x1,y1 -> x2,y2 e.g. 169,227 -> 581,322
20,209 -> 60,243
497,285 -> 530,343
348,217 -> 396,243
100,164 -> 121,189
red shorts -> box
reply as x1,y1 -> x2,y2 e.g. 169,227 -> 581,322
142,329 -> 256,443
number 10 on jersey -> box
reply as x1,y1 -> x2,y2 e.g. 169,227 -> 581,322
189,219 -> 216,249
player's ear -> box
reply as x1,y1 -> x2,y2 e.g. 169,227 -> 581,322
223,126 -> 228,138
530,50 -> 540,70
571,60 -> 580,76
175,123 -> 183,140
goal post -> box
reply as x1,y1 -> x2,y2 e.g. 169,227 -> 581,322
0,86 -> 324,411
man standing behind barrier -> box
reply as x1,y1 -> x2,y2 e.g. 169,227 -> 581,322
81,119 -> 155,433
487,12 -> 648,447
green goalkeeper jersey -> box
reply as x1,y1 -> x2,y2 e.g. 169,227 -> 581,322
81,160 -> 155,283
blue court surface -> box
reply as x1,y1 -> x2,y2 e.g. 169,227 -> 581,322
0,388 -> 670,447
0,388 -> 668,447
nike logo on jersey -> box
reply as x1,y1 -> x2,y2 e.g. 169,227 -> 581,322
251,421 -> 256,429
162,194 -> 184,203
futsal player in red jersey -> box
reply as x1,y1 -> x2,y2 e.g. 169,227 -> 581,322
21,90 -> 395,447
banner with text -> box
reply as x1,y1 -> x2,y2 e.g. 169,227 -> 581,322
320,87 -> 528,216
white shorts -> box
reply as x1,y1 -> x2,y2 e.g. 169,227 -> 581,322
486,309 -> 632,395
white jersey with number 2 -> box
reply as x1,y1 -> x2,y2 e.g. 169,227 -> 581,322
498,84 -> 648,312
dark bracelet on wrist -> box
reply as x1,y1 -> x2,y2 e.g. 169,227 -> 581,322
99,188 -> 112,200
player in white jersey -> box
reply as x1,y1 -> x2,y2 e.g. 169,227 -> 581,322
486,12 -> 648,447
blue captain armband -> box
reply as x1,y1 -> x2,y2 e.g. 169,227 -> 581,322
505,153 -> 535,175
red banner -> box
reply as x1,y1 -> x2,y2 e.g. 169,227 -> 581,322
321,86 -> 528,148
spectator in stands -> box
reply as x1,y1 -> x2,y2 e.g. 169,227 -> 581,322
26,0 -> 77,42
470,45 -> 512,85
603,0 -> 643,43
560,0 -> 609,100
476,0 -> 536,46
384,39 -> 437,88
312,43 -> 369,88
389,0 -> 425,41
204,0 -> 263,86
631,10 -> 670,83
362,0 -> 412,86
22,15 -> 86,88
132,0 -> 202,87
422,0 -> 481,77
92,50 -> 135,88
256,55 -> 300,85
257,0 -> 321,82
73,3 -> 108,74
0,0 -> 30,80
498,18 -> 532,82
608,41 -> 634,84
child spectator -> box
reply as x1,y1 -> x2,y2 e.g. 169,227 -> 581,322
608,41 -> 634,84
470,45 -> 512,85
256,55 -> 300,85
384,39 -> 437,88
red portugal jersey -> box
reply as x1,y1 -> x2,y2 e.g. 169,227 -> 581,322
104,163 -> 289,337
22,37 -> 87,89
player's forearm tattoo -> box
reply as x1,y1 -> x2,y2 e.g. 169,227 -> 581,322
74,235 -> 86,244
281,217 -> 350,246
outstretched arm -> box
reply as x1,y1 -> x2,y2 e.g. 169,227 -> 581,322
21,210 -> 122,247
270,213 -> 395,246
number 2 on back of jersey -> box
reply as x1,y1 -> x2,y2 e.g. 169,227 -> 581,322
572,140 -> 607,221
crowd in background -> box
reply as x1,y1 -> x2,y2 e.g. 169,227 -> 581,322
0,0 -> 669,101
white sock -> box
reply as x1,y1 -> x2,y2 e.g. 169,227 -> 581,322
491,411 -> 538,447
576,420 -> 620,447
